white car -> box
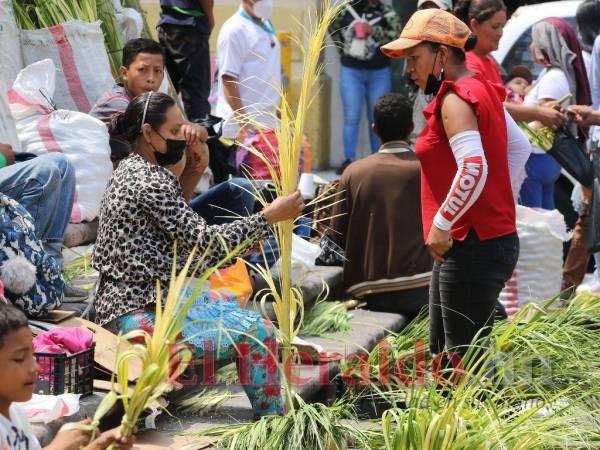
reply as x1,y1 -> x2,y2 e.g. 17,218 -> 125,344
493,0 -> 582,78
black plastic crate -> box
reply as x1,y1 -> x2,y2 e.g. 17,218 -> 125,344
34,343 -> 95,397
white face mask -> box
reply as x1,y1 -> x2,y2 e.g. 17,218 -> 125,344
252,0 -> 273,19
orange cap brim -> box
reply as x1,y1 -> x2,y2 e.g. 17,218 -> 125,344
381,37 -> 423,58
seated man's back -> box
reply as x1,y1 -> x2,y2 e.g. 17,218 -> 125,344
330,94 -> 432,319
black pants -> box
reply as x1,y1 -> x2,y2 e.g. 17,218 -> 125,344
158,24 -> 211,121
364,286 -> 429,323
429,230 -> 519,357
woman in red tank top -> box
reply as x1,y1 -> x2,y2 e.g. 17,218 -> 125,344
382,9 -> 518,363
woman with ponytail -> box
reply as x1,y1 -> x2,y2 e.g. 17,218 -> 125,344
454,0 -> 506,84
92,92 -> 306,419
382,10 -> 519,360
455,0 -> 566,130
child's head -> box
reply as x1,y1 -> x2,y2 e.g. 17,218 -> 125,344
120,38 -> 166,98
505,65 -> 532,97
373,94 -> 414,143
0,304 -> 37,407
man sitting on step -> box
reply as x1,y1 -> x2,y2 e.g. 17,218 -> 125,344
328,94 -> 433,321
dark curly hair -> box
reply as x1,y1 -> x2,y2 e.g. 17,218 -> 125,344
0,303 -> 28,349
454,0 -> 506,25
122,38 -> 165,68
373,94 -> 413,143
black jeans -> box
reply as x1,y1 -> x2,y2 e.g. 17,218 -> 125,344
158,24 -> 211,121
429,230 -> 519,357
364,286 -> 429,323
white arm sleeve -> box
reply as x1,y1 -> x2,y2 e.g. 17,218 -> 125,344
505,107 -> 531,201
433,130 -> 488,231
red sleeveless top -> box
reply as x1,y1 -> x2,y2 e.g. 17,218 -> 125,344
415,74 -> 516,242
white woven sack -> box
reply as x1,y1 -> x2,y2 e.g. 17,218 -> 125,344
500,206 -> 570,315
10,59 -> 112,223
20,20 -> 114,113
0,0 -> 24,86
15,111 -> 112,223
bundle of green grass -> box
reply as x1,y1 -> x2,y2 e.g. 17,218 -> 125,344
13,0 -> 123,78
359,295 -> 600,449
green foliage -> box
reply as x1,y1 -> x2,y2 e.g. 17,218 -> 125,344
177,389 -> 234,416
190,398 -> 366,450
300,301 -> 352,337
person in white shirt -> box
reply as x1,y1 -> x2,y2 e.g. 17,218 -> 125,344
215,0 -> 281,140
0,303 -> 134,450
520,18 -> 591,210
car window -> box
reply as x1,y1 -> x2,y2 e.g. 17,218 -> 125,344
501,16 -> 577,80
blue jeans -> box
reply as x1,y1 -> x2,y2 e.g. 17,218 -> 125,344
0,154 -> 75,268
519,153 -> 562,210
190,178 -> 256,225
340,65 -> 392,161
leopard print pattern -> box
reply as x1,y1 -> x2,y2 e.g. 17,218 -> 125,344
92,154 -> 268,325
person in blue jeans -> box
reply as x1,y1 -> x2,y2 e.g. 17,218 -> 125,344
190,177 -> 256,225
0,146 -> 75,269
0,145 -> 83,299
519,153 -> 562,210
330,0 -> 402,174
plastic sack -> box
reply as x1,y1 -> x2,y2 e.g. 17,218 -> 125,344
272,234 -> 320,282
20,20 -> 114,112
20,393 -> 80,423
111,0 -> 144,41
10,60 -> 112,223
0,72 -> 21,153
117,8 -> 143,41
0,0 -> 23,86
499,206 -> 570,317
210,259 -> 253,308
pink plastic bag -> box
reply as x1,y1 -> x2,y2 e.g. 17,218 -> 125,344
33,327 -> 93,354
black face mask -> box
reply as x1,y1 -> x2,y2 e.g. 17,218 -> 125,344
150,129 -> 186,167
424,50 -> 445,96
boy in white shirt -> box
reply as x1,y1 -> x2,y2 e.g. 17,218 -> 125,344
0,304 -> 134,450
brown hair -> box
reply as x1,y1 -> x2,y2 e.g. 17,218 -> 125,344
454,0 -> 506,25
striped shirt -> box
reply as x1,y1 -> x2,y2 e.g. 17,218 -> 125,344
89,84 -> 132,165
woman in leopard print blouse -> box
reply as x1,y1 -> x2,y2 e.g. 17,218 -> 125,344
92,92 -> 304,417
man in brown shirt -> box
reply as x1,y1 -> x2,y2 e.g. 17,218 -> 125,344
329,94 -> 432,319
